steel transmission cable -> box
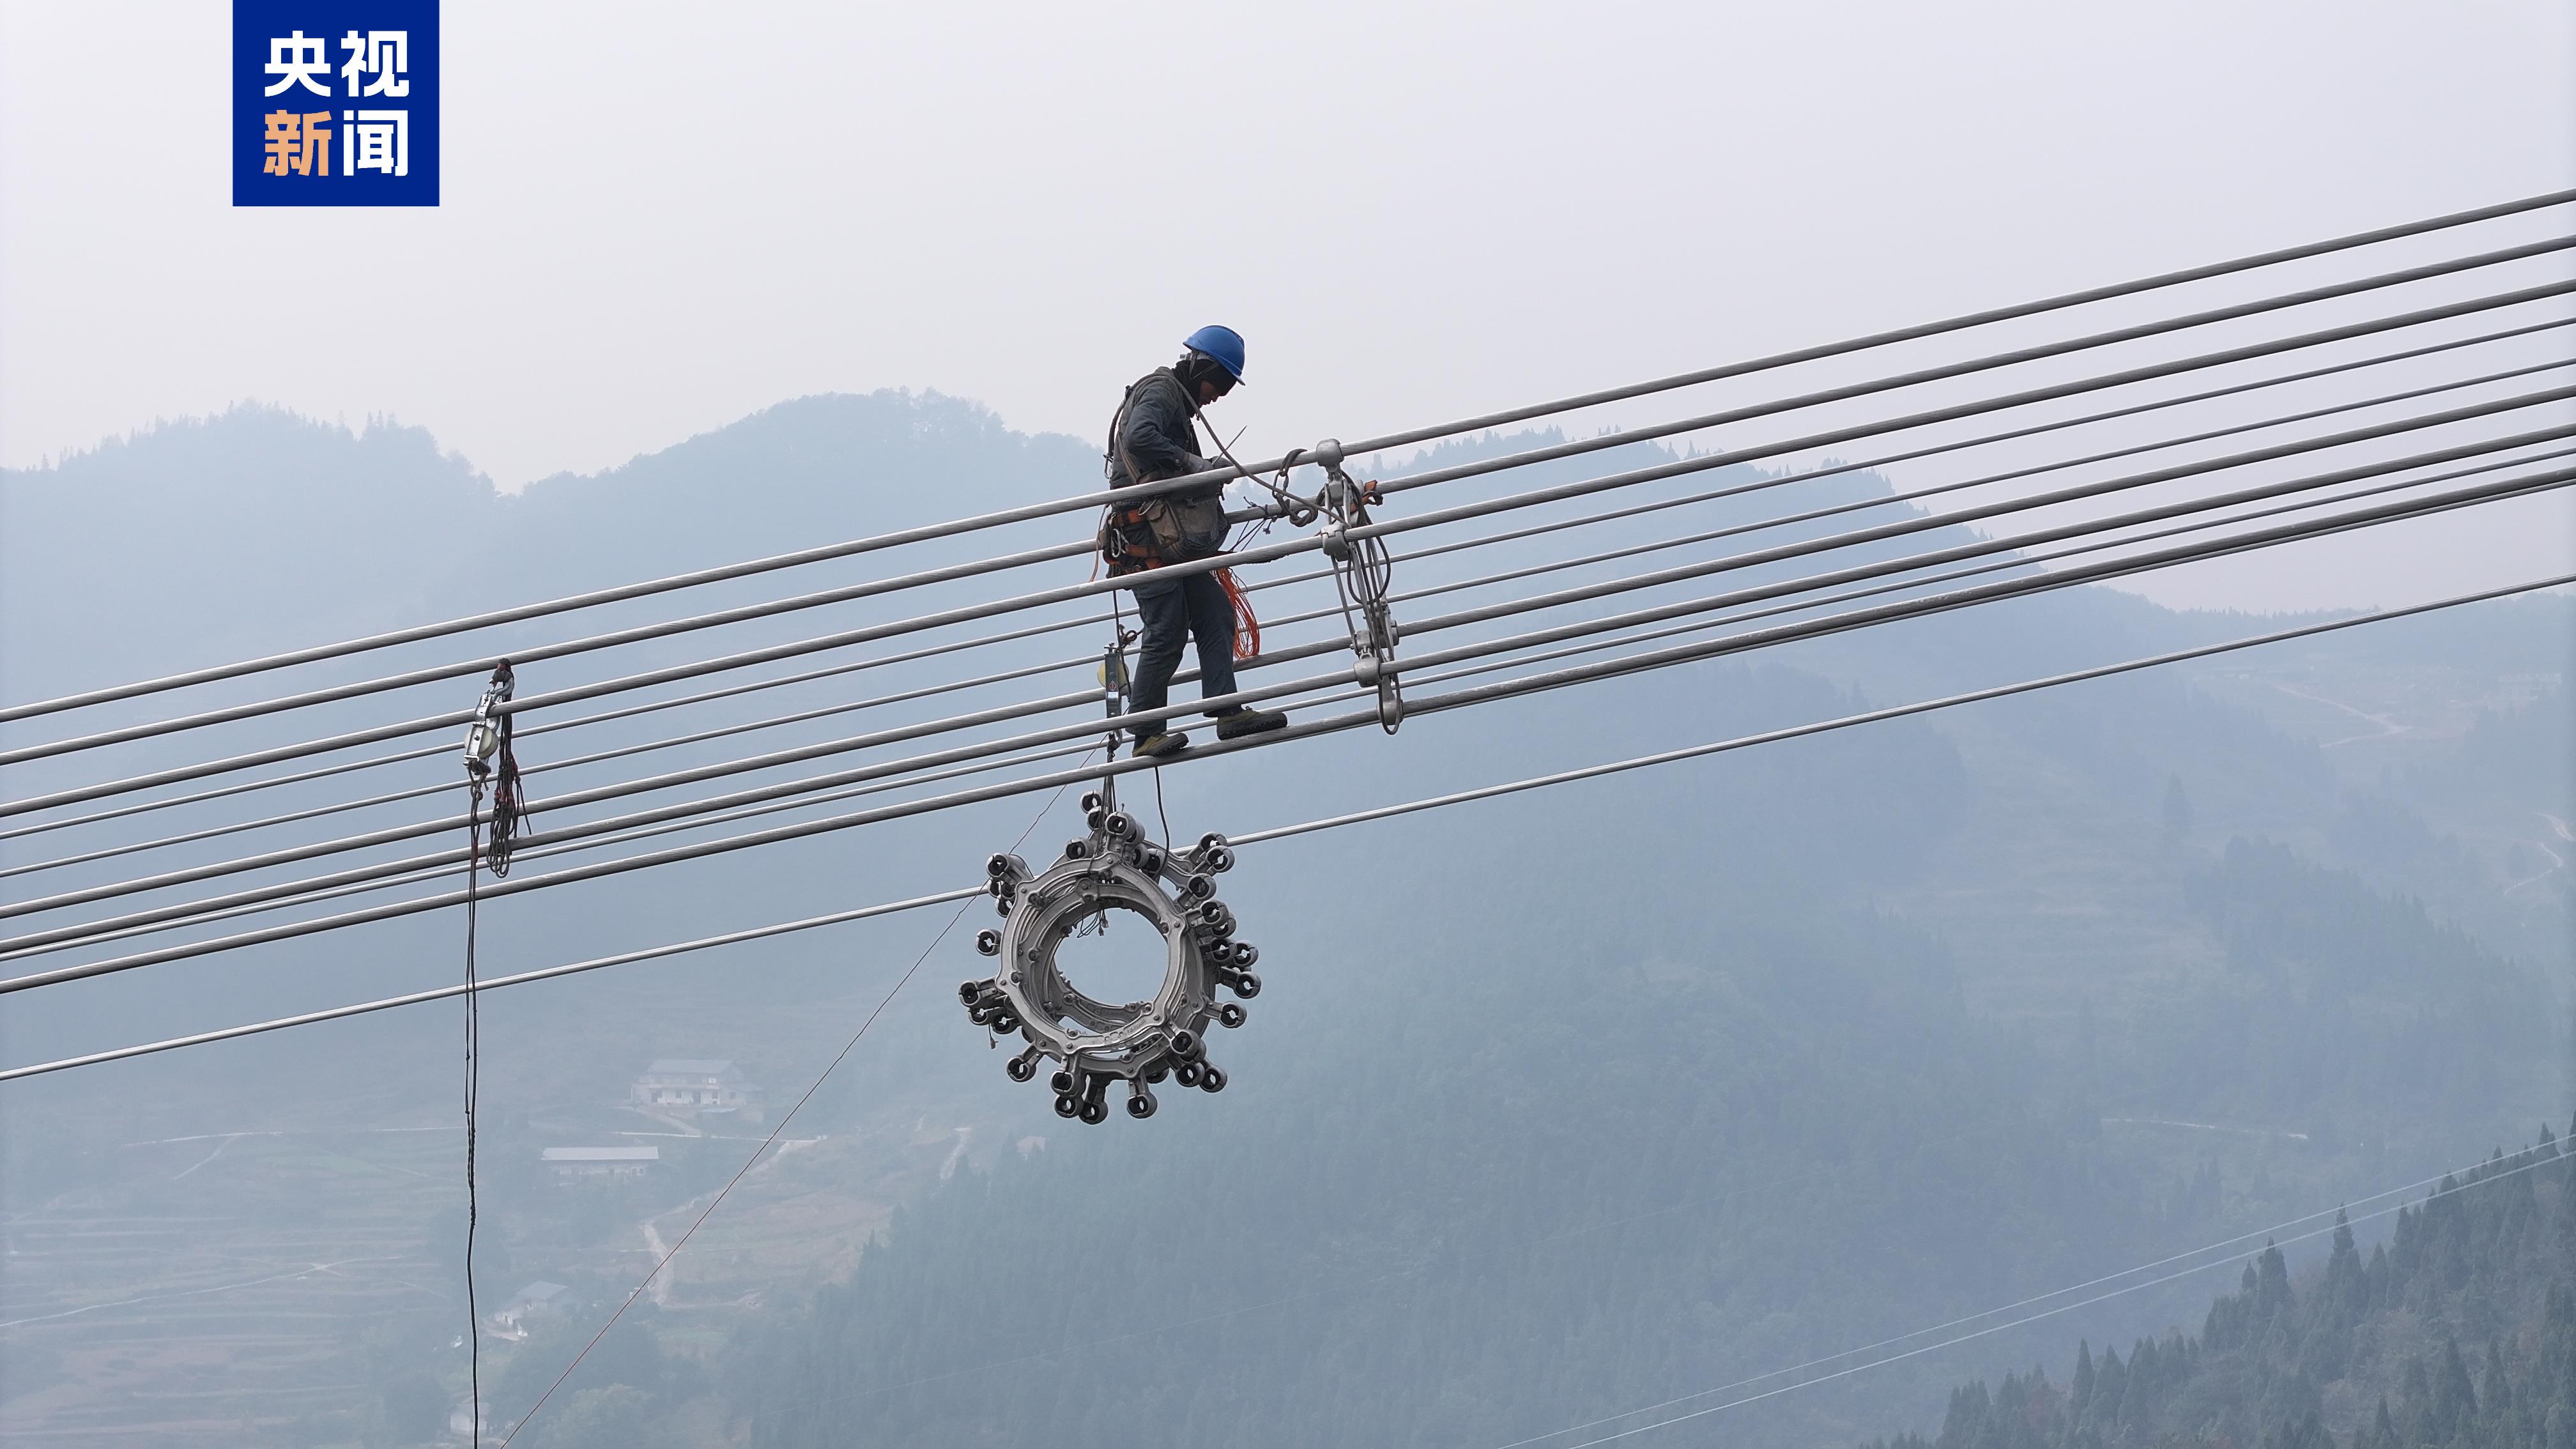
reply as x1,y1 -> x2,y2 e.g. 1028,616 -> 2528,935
0,604 -> 1117,848
21,420 -> 2576,965
7,567 -> 2564,1082
1243,548 -> 2576,847
1244,347 -> 2576,640
11,236 -> 2574,776
86,434 -> 2576,960
17,341 -> 2570,888
0,884 -> 988,1082
9,434 -> 2511,965
19,275 -> 2576,832
72,436 -> 2552,960
8,464 -> 2566,991
17,305 -> 2566,861
0,638 -> 1133,881
20,384 -> 2576,907
8,739 -> 1117,960
13,187 -> 2564,729
22,451 -> 2572,966
1302,312 -> 2576,586
19,310 -> 2562,871
9,414 -> 2569,954
12,387 -> 2566,939
17,273 -> 2574,825
1361,236 -> 2576,508
1284,438 -> 2576,761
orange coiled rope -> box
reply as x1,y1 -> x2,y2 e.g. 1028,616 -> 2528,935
1218,567 -> 1260,661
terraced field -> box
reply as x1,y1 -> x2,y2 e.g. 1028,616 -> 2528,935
1,1128 -> 459,1445
1,1084 -> 1022,1445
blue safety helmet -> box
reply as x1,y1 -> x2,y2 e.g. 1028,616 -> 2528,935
1182,324 -> 1247,384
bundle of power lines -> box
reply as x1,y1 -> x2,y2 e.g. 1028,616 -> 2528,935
4,188 -> 2574,1082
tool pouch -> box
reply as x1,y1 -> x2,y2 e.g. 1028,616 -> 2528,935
1137,493 -> 1229,563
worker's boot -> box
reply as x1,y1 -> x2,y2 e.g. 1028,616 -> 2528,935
1133,731 -> 1190,758
1215,707 -> 1287,741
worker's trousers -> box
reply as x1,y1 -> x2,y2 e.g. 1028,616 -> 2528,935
1128,571 -> 1240,742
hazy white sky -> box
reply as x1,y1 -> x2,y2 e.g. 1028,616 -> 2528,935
3,0 -> 2570,611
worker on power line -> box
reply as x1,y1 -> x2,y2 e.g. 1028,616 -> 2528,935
1101,325 -> 1289,759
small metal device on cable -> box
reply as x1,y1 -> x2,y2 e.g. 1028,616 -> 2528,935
1310,439 -> 1404,732
456,663 -> 517,1449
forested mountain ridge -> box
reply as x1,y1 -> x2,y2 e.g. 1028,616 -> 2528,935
1868,1128 -> 2576,1449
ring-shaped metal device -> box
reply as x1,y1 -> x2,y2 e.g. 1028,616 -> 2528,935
959,801 -> 1257,1124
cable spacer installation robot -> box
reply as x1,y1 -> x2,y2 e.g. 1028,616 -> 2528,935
956,640 -> 1261,1124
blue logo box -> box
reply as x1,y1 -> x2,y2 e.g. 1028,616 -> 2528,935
233,1 -> 439,206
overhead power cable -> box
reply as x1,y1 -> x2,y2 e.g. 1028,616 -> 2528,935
17,427 -> 2522,963
27,445 -> 2573,972
7,468 -> 2564,992
0,885 -> 986,1083
15,271 -> 2572,824
1249,348 -> 2576,640
12,188 -> 2563,730
4,567 -> 2563,1081
22,738 -> 1114,961
40,302 -> 2576,855
17,309 -> 2559,870
1361,237 -> 2576,505
8,418 -> 2566,962
1246,313 -> 2576,622
3,425 -> 2512,961
0,438 -> 2545,969
1371,441 -> 2576,714
10,236 -> 2572,782
1241,551 -> 2576,845
0,604 -> 1116,850
15,337 -> 2567,888
0,632 -> 1123,883
8,404 -> 2563,947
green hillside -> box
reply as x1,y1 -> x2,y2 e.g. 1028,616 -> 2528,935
1869,1131 -> 2576,1449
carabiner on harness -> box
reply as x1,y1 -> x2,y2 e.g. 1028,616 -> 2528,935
1310,439 -> 1403,733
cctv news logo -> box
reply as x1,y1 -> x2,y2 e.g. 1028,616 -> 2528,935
233,2 -> 439,206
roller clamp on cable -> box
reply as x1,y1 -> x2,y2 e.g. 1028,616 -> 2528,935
1307,438 -> 1404,732
958,776 -> 1258,1124
461,662 -> 526,877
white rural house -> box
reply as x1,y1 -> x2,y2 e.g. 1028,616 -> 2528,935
541,1146 -> 659,1181
629,1058 -> 760,1119
491,1280 -> 568,1338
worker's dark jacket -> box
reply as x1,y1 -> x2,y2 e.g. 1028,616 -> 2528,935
1103,369 -> 1227,576
1106,369 -> 1213,491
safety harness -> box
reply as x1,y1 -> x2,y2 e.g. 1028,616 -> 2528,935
1100,369 -> 1230,576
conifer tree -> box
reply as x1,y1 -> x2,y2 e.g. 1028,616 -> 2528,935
2090,1346 -> 2126,1430
2435,1337 -> 2480,1443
